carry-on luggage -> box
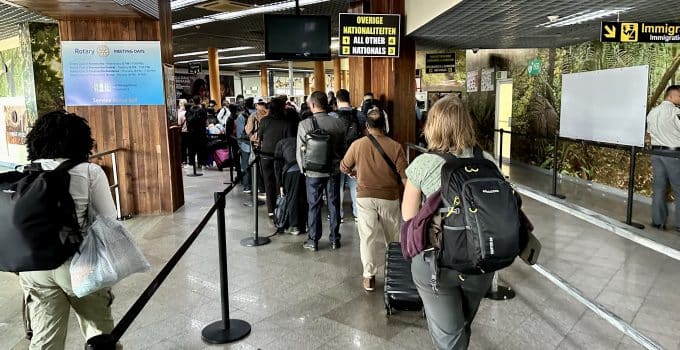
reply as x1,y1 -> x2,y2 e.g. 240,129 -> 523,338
384,242 -> 423,316
213,148 -> 231,169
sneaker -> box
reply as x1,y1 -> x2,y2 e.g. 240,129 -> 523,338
303,240 -> 318,251
331,241 -> 341,250
354,217 -> 359,223
288,227 -> 301,235
243,188 -> 252,194
363,276 -> 375,292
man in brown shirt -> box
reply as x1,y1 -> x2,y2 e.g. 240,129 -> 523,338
340,108 -> 407,291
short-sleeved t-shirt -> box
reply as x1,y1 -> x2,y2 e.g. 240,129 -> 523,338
405,148 -> 498,198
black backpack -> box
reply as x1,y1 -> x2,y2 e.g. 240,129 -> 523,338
0,160 -> 83,272
301,117 -> 332,173
433,147 -> 520,275
337,109 -> 361,150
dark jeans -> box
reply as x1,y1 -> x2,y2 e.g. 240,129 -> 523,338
412,253 -> 493,349
261,158 -> 278,214
306,175 -> 341,243
283,169 -> 307,230
240,150 -> 251,190
652,153 -> 680,227
188,135 -> 207,166
180,132 -> 189,164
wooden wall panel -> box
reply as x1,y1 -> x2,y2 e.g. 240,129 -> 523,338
59,17 -> 183,215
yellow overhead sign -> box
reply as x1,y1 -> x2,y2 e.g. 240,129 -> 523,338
601,21 -> 680,43
339,13 -> 401,58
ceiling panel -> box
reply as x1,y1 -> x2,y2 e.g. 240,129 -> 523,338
410,0 -> 680,49
0,2 -> 53,41
171,0 -> 350,69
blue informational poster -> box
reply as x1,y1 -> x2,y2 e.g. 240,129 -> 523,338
61,41 -> 165,106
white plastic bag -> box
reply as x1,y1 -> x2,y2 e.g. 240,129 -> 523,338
70,216 -> 150,297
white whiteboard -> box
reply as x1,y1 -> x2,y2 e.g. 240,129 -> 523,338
559,65 -> 649,147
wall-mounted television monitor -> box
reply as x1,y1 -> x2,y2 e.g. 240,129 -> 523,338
264,14 -> 331,60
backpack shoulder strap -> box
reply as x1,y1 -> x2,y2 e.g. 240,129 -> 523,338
55,159 -> 84,173
472,146 -> 484,159
311,116 -> 320,131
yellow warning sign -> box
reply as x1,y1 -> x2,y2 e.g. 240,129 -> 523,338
621,22 -> 639,42
603,24 -> 616,39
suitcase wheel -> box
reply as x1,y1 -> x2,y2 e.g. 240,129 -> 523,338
385,304 -> 393,316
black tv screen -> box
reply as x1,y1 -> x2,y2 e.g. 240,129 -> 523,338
264,15 -> 331,60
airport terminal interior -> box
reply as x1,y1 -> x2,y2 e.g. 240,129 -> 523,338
2,0 -> 680,349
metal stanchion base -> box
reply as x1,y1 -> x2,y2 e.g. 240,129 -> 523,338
485,285 -> 516,300
186,173 -> 204,177
240,237 -> 271,247
625,221 -> 645,230
201,319 -> 251,344
85,334 -> 117,350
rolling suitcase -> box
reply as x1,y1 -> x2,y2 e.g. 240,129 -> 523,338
384,242 -> 423,316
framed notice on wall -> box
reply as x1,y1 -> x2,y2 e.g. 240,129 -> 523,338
466,70 -> 479,92
61,41 -> 165,106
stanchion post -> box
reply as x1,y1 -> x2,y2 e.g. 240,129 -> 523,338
85,334 -> 117,350
625,146 -> 645,230
202,192 -> 251,344
498,129 -> 504,169
550,134 -> 566,199
241,156 -> 271,247
485,272 -> 515,300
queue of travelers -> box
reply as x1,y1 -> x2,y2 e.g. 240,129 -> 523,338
7,85 -> 534,350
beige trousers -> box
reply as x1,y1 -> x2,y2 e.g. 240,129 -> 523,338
356,197 -> 401,278
19,260 -> 115,350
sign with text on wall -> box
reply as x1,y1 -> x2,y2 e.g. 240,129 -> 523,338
601,21 -> 680,43
61,41 -> 164,106
425,53 -> 456,73
339,13 -> 401,57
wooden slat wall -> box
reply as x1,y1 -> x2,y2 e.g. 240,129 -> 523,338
352,0 -> 416,145
59,18 -> 182,215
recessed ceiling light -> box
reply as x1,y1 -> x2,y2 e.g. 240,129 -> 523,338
172,0 -> 332,29
174,46 -> 253,58
220,60 -> 279,67
170,0 -> 205,11
538,8 -> 632,28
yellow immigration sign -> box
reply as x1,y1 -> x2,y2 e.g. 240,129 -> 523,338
339,13 -> 401,57
601,21 -> 680,43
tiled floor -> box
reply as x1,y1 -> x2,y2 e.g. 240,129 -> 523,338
2,166 -> 680,349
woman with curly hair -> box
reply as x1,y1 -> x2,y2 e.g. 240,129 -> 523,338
19,111 -> 118,350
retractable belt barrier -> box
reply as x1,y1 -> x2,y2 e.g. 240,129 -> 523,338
85,157 -> 261,349
493,129 -> 680,230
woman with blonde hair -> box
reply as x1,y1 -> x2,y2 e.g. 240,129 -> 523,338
402,95 -> 497,349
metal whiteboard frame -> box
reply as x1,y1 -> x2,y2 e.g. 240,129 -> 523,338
559,65 -> 649,147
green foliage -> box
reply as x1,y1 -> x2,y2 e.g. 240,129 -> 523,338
504,42 -> 680,195
29,23 -> 64,119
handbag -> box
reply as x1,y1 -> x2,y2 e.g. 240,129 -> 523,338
69,166 -> 149,297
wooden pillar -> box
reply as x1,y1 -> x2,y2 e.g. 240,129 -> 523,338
304,76 -> 310,96
333,57 -> 342,91
369,0 -> 416,145
208,47 -> 221,108
260,64 -> 268,97
314,61 -> 326,93
58,15 -> 183,215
